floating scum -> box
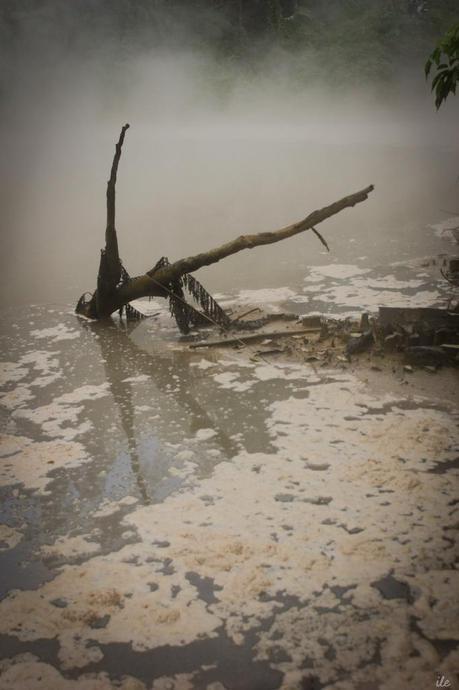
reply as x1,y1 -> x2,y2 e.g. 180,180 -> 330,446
76,124 -> 374,330
0,360 -> 457,689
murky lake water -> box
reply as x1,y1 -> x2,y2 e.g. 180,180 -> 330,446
2,99 -> 459,687
1,204 -> 458,689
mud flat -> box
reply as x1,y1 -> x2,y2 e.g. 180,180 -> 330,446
0,300 -> 458,690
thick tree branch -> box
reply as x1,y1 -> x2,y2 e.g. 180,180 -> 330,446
103,122 -> 130,287
76,124 -> 375,322
147,184 -> 374,286
83,124 -> 130,318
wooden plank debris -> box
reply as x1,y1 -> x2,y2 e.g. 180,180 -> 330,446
189,327 -> 320,349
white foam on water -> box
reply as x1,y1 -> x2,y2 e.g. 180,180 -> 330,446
190,359 -> 217,370
194,428 -> 218,441
212,371 -> 254,392
30,324 -> 80,342
0,362 -> 29,385
1,368 -> 456,688
0,525 -> 23,551
41,535 -> 100,560
0,434 -> 90,493
12,384 -> 109,440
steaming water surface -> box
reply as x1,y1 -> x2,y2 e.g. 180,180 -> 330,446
1,49 -> 459,689
2,114 -> 459,306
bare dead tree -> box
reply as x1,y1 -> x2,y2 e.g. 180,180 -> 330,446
76,125 -> 374,327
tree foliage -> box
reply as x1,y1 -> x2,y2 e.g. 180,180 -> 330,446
425,23 -> 459,108
1,0 -> 459,87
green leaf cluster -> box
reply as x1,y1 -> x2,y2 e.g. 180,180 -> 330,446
425,23 -> 459,108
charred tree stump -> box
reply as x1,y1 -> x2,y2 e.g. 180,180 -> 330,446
76,125 -> 375,330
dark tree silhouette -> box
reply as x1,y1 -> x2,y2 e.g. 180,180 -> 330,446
76,125 -> 374,328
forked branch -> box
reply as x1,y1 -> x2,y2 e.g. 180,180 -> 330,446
76,124 -> 375,323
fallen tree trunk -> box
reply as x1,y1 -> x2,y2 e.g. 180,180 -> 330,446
76,125 -> 374,327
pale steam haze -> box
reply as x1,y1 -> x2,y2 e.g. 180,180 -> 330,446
2,6 -> 459,689
1,3 -> 458,307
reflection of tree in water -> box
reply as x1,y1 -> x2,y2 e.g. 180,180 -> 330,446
87,318 -> 239,502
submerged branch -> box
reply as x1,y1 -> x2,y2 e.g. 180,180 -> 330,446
76,124 -> 375,322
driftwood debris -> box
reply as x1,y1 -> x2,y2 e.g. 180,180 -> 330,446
332,307 -> 459,368
232,307 -> 263,321
76,125 -> 374,330
189,327 -> 321,349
